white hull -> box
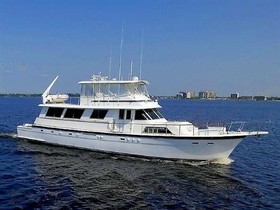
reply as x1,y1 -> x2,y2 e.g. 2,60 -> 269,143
17,125 -> 244,160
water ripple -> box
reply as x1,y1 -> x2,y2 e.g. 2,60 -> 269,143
0,99 -> 279,209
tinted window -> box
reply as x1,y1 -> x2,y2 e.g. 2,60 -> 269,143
154,109 -> 164,118
90,109 -> 108,119
145,109 -> 158,119
126,110 -> 131,120
46,108 -> 64,118
119,110 -> 125,120
135,110 -> 149,120
64,109 -> 84,119
144,109 -> 164,119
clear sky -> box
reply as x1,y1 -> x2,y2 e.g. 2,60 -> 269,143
0,0 -> 279,96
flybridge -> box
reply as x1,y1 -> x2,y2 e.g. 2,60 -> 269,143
78,74 -> 149,84
79,74 -> 151,103
41,74 -> 157,107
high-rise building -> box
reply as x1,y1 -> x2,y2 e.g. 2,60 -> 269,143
199,91 -> 216,99
198,91 -> 206,98
179,91 -> 187,98
186,91 -> 195,99
206,91 -> 216,99
230,93 -> 239,100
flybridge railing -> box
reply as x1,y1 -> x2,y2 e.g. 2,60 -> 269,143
67,97 -> 80,105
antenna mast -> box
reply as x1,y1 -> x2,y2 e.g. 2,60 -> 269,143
130,61 -> 133,80
118,22 -> 124,81
139,29 -> 144,79
108,46 -> 112,80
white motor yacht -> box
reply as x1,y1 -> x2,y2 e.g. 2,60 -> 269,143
17,75 -> 268,160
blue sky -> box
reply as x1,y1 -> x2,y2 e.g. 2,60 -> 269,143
0,0 -> 279,96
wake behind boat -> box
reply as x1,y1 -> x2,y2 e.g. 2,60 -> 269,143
17,75 -> 268,160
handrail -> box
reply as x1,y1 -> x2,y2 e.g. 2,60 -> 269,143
106,121 -> 229,136
38,114 -> 267,136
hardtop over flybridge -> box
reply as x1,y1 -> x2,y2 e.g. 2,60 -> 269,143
17,74 -> 268,160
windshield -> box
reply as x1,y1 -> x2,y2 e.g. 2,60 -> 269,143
135,109 -> 164,120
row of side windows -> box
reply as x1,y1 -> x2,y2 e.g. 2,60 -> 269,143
45,108 -> 164,120
45,108 -> 108,119
144,127 -> 172,134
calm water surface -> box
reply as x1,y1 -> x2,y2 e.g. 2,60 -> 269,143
0,97 -> 279,209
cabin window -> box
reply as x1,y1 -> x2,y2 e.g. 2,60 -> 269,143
135,109 -> 163,120
90,109 -> 108,119
81,85 -> 85,96
144,127 -> 172,134
153,109 -> 164,118
81,84 -> 93,96
119,110 -> 125,120
46,108 -> 64,118
145,109 -> 163,119
135,110 -> 149,120
64,109 -> 84,119
145,109 -> 158,120
126,110 -> 131,120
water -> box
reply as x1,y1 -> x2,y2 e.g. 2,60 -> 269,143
0,97 -> 279,209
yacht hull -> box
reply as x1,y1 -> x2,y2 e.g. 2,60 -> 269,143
17,125 -> 244,160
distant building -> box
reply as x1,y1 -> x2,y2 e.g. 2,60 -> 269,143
179,91 -> 187,98
230,93 -> 240,100
186,91 -> 195,99
176,92 -> 184,99
199,91 -> 216,99
207,91 -> 216,99
198,91 -> 206,99
177,91 -> 196,99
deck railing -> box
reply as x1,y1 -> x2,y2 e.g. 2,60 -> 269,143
105,120 -> 268,136
104,121 -> 251,136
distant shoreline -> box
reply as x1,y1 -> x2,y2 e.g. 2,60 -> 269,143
152,96 -> 280,101
1,94 -> 279,101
